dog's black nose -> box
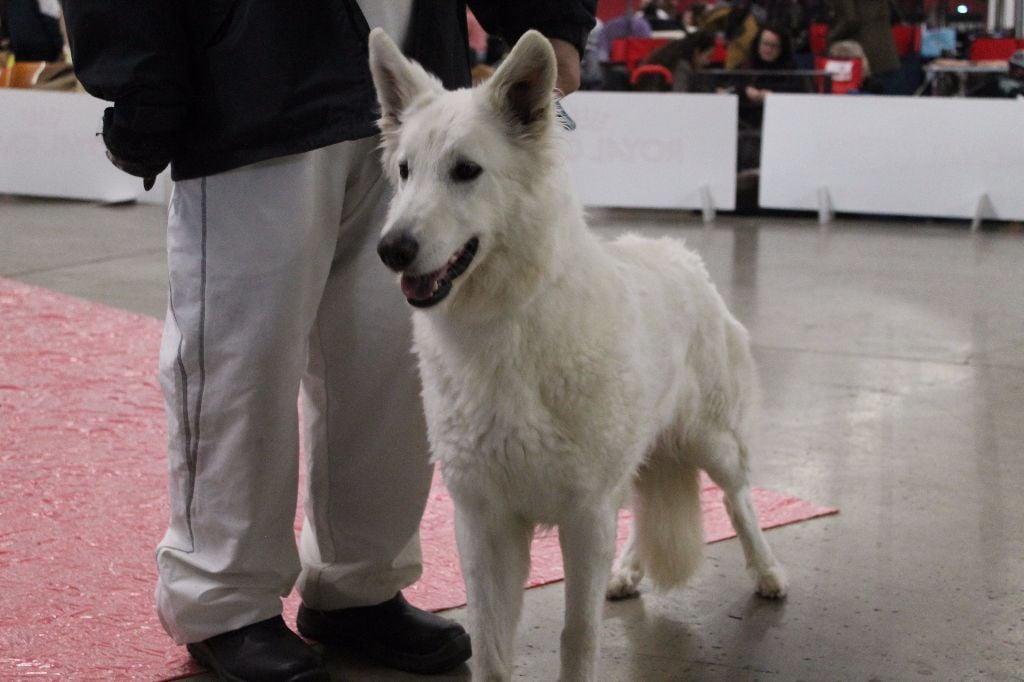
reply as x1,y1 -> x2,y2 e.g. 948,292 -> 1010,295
377,232 -> 419,272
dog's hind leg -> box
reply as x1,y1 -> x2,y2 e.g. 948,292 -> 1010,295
558,504 -> 619,682
697,431 -> 788,598
606,516 -> 644,600
610,450 -> 705,598
454,504 -> 533,681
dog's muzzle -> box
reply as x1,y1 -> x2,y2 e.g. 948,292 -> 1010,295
377,232 -> 479,308
377,232 -> 419,272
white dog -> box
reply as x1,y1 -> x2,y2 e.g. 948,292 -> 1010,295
368,28 -> 787,682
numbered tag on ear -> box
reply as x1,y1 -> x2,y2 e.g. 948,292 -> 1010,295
553,90 -> 576,131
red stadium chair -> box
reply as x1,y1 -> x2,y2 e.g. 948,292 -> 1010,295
809,23 -> 829,56
709,34 -> 727,66
629,63 -> 674,89
969,36 -> 1018,61
609,37 -> 671,72
890,24 -> 921,56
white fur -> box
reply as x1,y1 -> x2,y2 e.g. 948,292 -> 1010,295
368,28 -> 787,682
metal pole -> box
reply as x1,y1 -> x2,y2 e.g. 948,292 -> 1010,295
988,0 -> 1002,32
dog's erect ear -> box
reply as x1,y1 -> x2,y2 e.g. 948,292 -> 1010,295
485,30 -> 557,139
368,27 -> 438,135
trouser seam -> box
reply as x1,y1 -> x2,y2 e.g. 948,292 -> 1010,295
182,177 -> 210,551
169,278 -> 195,552
190,177 -> 209,546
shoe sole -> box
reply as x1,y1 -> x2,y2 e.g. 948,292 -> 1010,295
187,642 -> 330,682
357,630 -> 472,675
296,620 -> 472,675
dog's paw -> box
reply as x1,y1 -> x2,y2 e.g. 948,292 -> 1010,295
753,565 -> 788,599
606,568 -> 642,600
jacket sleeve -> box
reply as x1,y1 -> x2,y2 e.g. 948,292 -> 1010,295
60,0 -> 191,147
468,0 -> 597,58
826,0 -> 860,43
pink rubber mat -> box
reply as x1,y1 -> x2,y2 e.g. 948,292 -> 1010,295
0,278 -> 837,680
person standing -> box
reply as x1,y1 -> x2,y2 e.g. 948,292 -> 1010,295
59,1 -> 594,680
827,0 -> 899,85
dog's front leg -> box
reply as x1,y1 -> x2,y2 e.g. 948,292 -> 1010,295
454,502 -> 533,681
557,504 -> 618,682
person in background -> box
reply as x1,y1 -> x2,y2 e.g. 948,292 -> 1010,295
828,38 -> 870,72
596,3 -> 653,61
635,29 -> 716,91
1001,49 -> 1024,97
699,0 -> 762,68
2,0 -> 64,61
827,0 -> 899,88
59,1 -> 594,681
580,17 -> 606,89
735,24 -> 806,175
738,24 -> 806,127
973,48 -> 1024,99
681,2 -> 708,33
643,0 -> 683,29
828,38 -> 882,92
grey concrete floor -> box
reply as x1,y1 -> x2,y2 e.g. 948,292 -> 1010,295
2,194 -> 1022,681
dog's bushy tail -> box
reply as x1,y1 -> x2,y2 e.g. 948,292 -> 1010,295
633,454 -> 704,590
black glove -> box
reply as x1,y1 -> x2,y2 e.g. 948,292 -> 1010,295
101,107 -> 176,191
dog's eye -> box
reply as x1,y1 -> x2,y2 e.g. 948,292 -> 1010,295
399,162 -> 409,180
450,161 -> 483,183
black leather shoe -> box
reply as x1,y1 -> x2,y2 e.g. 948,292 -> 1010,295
296,593 -> 471,674
186,615 -> 330,682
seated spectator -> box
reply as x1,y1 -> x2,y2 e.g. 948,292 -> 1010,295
635,30 -> 716,91
973,49 -> 1024,99
700,1 -> 761,68
828,39 -> 870,76
681,3 -> 708,34
738,25 -> 808,127
2,0 -> 65,62
828,39 -> 884,93
643,0 -> 683,30
596,7 -> 653,62
734,25 -> 807,173
1001,49 -> 1024,97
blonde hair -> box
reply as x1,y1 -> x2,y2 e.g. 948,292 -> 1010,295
828,40 -> 872,78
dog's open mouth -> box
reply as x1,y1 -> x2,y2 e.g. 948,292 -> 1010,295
400,237 -> 479,308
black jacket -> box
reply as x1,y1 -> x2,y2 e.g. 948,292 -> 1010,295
60,0 -> 595,181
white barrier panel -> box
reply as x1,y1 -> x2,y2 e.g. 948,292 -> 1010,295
563,92 -> 737,211
4,89 -> 738,212
760,94 -> 1024,221
0,90 -> 170,205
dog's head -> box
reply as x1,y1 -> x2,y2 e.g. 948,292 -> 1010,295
368,28 -> 558,312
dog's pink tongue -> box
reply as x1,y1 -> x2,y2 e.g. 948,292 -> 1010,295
401,273 -> 435,301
